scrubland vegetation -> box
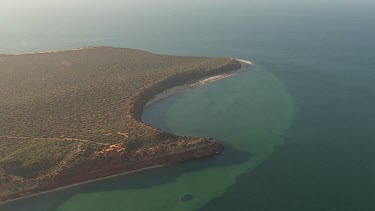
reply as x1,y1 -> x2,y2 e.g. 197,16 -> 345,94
0,46 -> 238,182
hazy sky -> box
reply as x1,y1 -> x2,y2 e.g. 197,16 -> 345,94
1,0 -> 374,53
2,0 -> 374,16
2,0 -> 375,11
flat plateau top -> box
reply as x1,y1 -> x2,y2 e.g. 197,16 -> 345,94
0,46 -> 235,182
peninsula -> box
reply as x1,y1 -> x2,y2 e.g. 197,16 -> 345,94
0,46 -> 250,203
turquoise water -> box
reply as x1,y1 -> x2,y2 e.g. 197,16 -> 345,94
2,0 -> 375,210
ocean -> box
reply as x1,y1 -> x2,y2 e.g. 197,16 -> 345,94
1,0 -> 375,210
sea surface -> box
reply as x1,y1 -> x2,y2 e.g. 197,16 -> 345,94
1,0 -> 375,210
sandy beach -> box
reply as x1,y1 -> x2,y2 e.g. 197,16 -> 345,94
144,59 -> 252,108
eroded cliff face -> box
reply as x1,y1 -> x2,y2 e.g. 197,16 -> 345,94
51,141 -> 223,185
0,142 -> 223,202
128,60 -> 241,121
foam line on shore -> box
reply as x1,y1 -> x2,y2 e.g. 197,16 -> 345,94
144,59 -> 252,108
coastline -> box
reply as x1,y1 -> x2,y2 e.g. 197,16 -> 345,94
0,58 -> 251,204
145,59 -> 252,108
0,165 -> 163,205
0,142 -> 223,204
1,46 -> 104,56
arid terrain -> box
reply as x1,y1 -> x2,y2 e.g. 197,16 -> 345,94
0,46 -> 241,201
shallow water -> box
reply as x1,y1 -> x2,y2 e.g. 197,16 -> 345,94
1,0 -> 375,210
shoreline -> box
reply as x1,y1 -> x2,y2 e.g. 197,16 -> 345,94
1,46 -> 104,56
145,59 -> 252,108
0,165 -> 163,205
0,141 -> 223,205
0,58 -> 251,205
